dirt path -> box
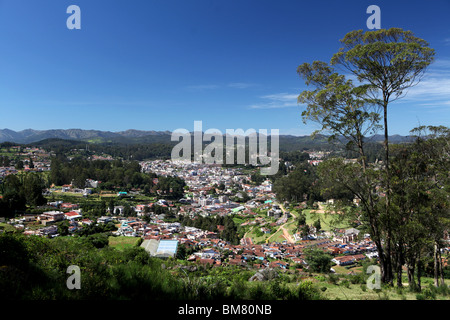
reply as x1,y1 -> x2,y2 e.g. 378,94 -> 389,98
265,203 -> 297,244
243,226 -> 254,239
281,226 -> 295,243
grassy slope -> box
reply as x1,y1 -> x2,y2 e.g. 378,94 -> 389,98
108,236 -> 142,250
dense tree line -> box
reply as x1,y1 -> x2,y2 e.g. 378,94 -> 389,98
279,150 -> 310,165
388,126 -> 449,289
180,214 -> 240,245
94,143 -> 175,161
155,176 -> 186,200
272,161 -> 357,205
0,155 -> 10,167
50,157 -> 157,191
30,138 -> 175,161
273,164 -> 316,203
0,173 -> 46,217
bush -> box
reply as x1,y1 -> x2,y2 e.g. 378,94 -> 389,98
315,275 -> 326,282
303,248 -> 333,273
328,273 -> 339,285
435,284 -> 449,296
340,279 -> 350,288
349,273 -> 365,284
269,280 -> 290,299
248,283 -> 266,300
86,233 -> 109,248
415,293 -> 426,300
296,280 -> 322,300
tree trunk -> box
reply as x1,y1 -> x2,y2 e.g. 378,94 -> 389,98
434,242 -> 439,287
407,263 -> 416,291
439,247 -> 445,286
417,256 -> 422,291
396,244 -> 404,287
382,100 -> 393,286
435,241 -> 445,287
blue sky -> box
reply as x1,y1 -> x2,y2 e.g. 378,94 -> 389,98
0,0 -> 449,136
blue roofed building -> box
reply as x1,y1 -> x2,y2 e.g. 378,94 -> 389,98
141,239 -> 179,258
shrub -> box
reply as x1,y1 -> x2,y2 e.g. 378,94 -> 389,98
328,273 -> 339,285
349,273 -> 365,284
296,280 -> 322,300
315,275 -> 326,282
416,293 -> 426,300
340,280 -> 350,288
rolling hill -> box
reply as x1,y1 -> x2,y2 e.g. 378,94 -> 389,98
0,128 -> 414,153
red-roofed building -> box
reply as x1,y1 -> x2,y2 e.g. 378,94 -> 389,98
65,211 -> 82,220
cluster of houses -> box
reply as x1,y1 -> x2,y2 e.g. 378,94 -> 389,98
109,207 -> 377,271
3,158 -> 384,272
6,195 -> 380,272
1,146 -> 52,175
179,233 -> 376,270
0,166 -> 18,179
306,150 -> 329,166
16,208 -> 86,237
0,147 -> 52,186
141,160 -> 273,197
139,160 -> 280,222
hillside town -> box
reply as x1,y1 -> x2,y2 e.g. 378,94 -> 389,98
1,156 -> 390,274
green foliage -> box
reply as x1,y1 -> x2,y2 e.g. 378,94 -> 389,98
85,233 -> 110,248
331,28 -> 435,103
296,280 -> 322,300
0,155 -> 11,166
303,248 -> 333,273
181,214 -> 240,245
0,233 -> 196,299
340,279 -> 350,288
297,212 -> 306,227
297,60 -> 381,159
156,176 -> 186,200
0,172 -> 46,217
0,232 -> 327,300
273,163 -> 319,202
299,28 -> 437,288
349,273 -> 365,285
49,157 -> 156,191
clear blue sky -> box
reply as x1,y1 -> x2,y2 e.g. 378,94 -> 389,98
0,0 -> 449,136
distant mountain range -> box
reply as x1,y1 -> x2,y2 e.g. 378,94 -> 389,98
0,128 -> 172,144
0,128 -> 414,146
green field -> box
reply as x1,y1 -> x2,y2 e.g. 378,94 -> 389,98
249,227 -> 274,244
302,209 -> 351,231
0,223 -> 16,232
269,228 -> 286,243
318,277 -> 450,300
0,148 -> 17,157
108,236 -> 142,250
